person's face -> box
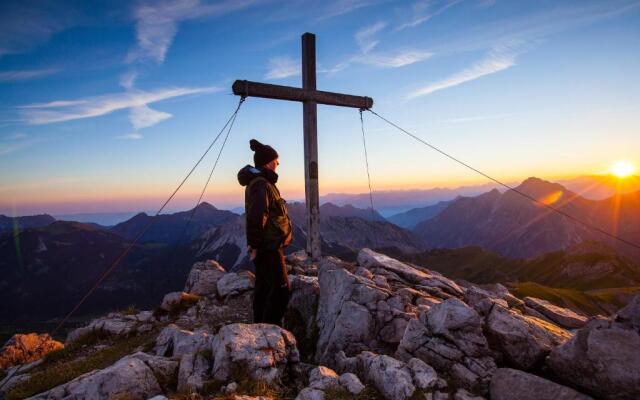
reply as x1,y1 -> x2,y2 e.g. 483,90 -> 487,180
264,158 -> 279,171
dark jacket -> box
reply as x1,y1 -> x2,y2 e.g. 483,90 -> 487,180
237,165 -> 292,250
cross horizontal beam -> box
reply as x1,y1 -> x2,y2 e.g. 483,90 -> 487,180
232,80 -> 373,109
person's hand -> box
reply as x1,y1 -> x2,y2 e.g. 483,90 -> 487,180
248,245 -> 257,261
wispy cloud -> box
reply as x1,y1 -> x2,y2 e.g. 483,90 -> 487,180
359,49 -> 433,68
355,21 -> 387,53
407,42 -> 520,99
130,104 -> 172,130
128,0 -> 258,64
116,133 -> 144,140
318,20 -> 432,74
19,86 -> 222,125
265,56 -> 300,80
0,132 -> 37,156
0,68 -> 60,82
396,0 -> 462,31
318,0 -> 374,20
119,71 -> 138,89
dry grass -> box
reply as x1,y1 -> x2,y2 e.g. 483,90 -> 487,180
5,329 -> 159,400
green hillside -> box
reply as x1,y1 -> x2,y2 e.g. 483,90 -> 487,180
385,241 -> 640,316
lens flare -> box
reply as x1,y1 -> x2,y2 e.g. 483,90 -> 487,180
610,160 -> 636,178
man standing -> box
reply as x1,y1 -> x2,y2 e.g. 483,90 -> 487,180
237,139 -> 293,326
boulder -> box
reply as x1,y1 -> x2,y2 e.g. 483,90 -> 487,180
396,299 -> 496,394
0,333 -> 63,370
485,305 -> 572,370
177,351 -> 211,393
153,324 -> 213,358
464,286 -> 508,316
295,387 -> 325,400
184,259 -> 226,296
315,259 -> 385,363
490,368 -> 592,400
286,250 -> 309,266
0,370 -> 31,395
217,271 -> 255,298
339,372 -> 365,395
160,292 -> 200,313
523,297 -> 588,329
26,352 -> 174,400
357,248 -> 429,284
454,388 -> 486,399
66,311 -> 154,345
210,323 -> 300,384
547,296 -> 640,400
308,366 -> 339,390
336,351 -> 436,400
315,257 -> 423,365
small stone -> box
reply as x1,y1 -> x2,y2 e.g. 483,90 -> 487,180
339,372 -> 365,395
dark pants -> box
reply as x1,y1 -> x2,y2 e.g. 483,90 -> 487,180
252,247 -> 290,326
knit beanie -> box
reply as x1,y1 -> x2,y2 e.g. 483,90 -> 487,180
250,139 -> 279,167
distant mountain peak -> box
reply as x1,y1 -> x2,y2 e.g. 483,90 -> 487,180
195,202 -> 217,211
515,177 -> 567,197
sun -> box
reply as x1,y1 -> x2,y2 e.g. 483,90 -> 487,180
610,160 -> 636,178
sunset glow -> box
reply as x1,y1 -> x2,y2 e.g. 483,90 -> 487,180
610,161 -> 636,179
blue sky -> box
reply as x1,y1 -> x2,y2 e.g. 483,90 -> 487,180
1,0 -> 639,215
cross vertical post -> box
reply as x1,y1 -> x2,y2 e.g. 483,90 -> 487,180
231,32 -> 373,262
302,33 -> 321,260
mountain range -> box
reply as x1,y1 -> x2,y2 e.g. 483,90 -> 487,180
414,177 -> 640,260
2,176 -> 640,328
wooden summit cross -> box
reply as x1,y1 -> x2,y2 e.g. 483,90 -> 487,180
233,32 -> 374,261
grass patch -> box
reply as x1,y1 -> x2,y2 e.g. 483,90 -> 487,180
120,305 -> 139,316
507,281 -> 640,316
5,329 -> 159,400
42,329 -> 114,365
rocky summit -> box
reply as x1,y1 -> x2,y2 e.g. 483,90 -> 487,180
1,250 -> 638,400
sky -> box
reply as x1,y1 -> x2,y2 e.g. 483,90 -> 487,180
1,0 -> 639,215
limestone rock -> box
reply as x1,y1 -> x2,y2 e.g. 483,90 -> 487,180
523,297 -> 588,329
0,333 -> 63,370
0,370 -> 31,395
339,372 -> 365,395
308,366 -> 339,390
211,323 -> 300,384
547,296 -> 640,400
464,286 -> 508,316
407,357 -> 438,390
287,274 -> 320,343
160,291 -> 200,313
286,250 -> 309,266
26,352 -> 170,400
153,324 -> 213,358
217,271 -> 256,298
341,351 -> 414,400
357,248 -> 429,284
336,351 -> 437,400
315,259 -> 385,363
66,311 -> 155,345
454,388 -> 486,400
295,387 -> 325,400
490,368 -> 592,400
396,299 -> 496,394
315,257 -> 423,365
485,305 -> 571,370
177,352 -> 210,393
184,259 -> 226,296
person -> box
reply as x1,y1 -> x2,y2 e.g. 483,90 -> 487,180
237,139 -> 293,326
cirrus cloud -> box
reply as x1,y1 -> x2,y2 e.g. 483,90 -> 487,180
19,86 -> 222,125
